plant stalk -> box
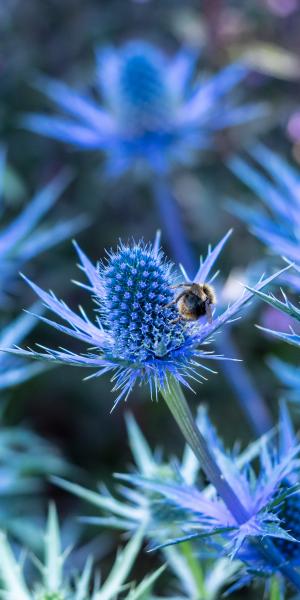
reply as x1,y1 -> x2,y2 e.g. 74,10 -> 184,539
161,375 -> 248,523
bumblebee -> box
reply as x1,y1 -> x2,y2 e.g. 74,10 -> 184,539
166,282 -> 216,324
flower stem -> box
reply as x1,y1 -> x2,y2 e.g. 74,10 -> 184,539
269,575 -> 281,600
161,374 -> 248,523
161,375 -> 300,591
181,541 -> 207,599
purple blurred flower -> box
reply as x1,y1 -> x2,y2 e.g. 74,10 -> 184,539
287,110 -> 300,143
22,41 -> 266,175
5,230 -> 287,408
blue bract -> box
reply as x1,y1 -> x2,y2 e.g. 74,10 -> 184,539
0,149 -> 79,306
0,148 -> 84,390
22,41 -> 266,175
6,231 -> 287,408
228,144 -> 300,289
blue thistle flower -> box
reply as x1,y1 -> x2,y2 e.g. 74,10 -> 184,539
5,231 -> 288,408
22,41 -> 266,175
113,402 -> 300,582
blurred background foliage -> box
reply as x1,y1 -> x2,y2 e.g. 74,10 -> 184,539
2,0 -> 300,597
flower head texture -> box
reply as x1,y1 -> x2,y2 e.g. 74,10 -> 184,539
5,231 -> 287,408
22,41 -> 266,175
0,148 -> 84,306
228,143 -> 300,291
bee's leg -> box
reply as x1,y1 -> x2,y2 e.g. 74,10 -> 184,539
169,316 -> 183,324
170,283 -> 192,289
165,299 -> 177,308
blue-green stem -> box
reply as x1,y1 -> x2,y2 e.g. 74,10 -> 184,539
161,375 -> 300,591
161,375 -> 248,522
269,575 -> 282,600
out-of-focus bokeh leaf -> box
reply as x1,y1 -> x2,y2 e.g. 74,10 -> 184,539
234,42 -> 300,79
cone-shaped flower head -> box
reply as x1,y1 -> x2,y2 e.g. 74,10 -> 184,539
114,42 -> 173,134
6,231 -> 288,408
23,41 -> 266,175
100,242 -> 187,365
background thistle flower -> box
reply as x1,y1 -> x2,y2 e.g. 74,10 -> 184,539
22,41 -> 266,175
109,404 -> 300,583
5,231 -> 287,408
109,42 -> 174,135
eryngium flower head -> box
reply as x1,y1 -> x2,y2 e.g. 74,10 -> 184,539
22,41 -> 266,175
7,231 -> 287,408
